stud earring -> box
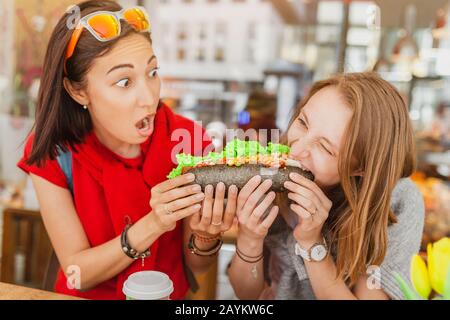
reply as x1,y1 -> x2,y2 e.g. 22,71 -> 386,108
83,105 -> 88,110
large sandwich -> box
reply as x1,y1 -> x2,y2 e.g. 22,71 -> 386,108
168,139 -> 314,192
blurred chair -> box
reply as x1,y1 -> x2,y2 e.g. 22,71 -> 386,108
0,207 -> 56,290
186,260 -> 218,300
42,250 -> 59,291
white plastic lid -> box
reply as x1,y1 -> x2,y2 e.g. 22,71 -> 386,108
123,271 -> 174,300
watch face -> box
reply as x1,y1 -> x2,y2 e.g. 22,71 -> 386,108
311,245 -> 327,261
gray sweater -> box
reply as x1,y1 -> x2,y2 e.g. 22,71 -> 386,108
262,178 -> 425,300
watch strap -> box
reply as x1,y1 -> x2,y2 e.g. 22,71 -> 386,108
295,242 -> 311,261
294,236 -> 328,262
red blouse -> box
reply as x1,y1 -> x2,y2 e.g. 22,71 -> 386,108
18,103 -> 211,300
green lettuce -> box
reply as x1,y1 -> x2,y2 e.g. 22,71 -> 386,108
267,142 -> 290,155
223,139 -> 268,159
167,139 -> 290,179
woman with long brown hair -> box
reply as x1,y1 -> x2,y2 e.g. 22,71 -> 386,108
17,0 -> 238,299
228,72 -> 425,299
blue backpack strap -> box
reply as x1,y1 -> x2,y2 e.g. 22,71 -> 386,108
56,147 -> 74,195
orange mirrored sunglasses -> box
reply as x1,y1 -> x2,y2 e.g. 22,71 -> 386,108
64,6 -> 151,76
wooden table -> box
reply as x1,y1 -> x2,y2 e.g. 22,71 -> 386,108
0,282 -> 84,300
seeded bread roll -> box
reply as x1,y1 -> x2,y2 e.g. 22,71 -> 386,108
186,164 -> 314,192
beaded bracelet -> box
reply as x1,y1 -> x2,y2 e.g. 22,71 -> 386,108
188,234 -> 223,256
121,223 -> 151,266
193,232 -> 222,243
235,246 -> 263,263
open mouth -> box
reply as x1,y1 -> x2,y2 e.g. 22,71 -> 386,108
286,158 -> 313,175
135,115 -> 153,137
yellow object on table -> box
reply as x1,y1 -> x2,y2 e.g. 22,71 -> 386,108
0,282 -> 84,300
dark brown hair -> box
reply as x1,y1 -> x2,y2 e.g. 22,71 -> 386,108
26,0 -> 152,167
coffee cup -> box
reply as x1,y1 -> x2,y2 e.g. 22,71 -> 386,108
123,271 -> 174,300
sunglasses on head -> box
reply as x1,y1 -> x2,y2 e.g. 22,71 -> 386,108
64,6 -> 151,76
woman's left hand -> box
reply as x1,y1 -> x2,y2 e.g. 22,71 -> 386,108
284,173 -> 333,248
189,182 -> 239,237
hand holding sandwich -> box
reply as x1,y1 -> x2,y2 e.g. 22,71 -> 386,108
189,182 -> 239,237
236,176 -> 280,243
284,173 -> 333,248
149,173 -> 205,234
227,176 -> 280,299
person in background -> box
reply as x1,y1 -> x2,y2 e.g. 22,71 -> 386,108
428,103 -> 450,144
237,90 -> 279,146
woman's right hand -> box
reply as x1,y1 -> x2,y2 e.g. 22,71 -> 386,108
150,173 -> 205,233
236,175 -> 279,242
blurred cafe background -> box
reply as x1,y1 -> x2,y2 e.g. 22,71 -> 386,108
0,0 -> 449,299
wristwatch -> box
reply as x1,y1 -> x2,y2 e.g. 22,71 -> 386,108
294,236 -> 328,262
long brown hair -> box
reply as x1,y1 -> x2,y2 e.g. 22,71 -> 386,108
286,72 -> 416,286
26,0 -> 152,167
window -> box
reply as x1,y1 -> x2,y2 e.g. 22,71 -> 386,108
214,47 -> 225,62
247,23 -> 257,63
177,30 -> 187,41
214,22 -> 226,62
177,48 -> 186,61
196,48 -> 206,62
199,23 -> 207,41
317,1 -> 343,24
215,22 -> 226,46
350,1 -> 378,26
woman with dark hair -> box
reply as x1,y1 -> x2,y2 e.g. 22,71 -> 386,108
18,0 -> 237,300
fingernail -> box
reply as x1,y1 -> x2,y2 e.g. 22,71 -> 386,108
269,191 -> 275,198
194,204 -> 201,210
264,179 -> 273,185
192,185 -> 201,192
230,185 -> 238,194
292,172 -> 302,180
187,173 -> 195,181
217,182 -> 225,192
206,185 -> 213,194
195,193 -> 205,200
